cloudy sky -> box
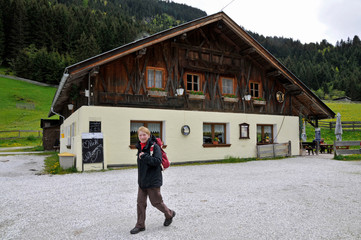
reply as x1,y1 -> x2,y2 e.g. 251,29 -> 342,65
171,0 -> 361,45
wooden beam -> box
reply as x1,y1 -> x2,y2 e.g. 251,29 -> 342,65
172,42 -> 242,60
240,47 -> 256,55
266,70 -> 281,77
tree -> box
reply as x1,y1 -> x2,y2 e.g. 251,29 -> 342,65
8,0 -> 29,59
0,12 -> 4,64
73,32 -> 101,62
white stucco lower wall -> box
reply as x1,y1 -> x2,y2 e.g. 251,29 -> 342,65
59,106 -> 300,171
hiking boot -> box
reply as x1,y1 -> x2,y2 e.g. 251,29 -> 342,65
164,211 -> 176,226
130,227 -> 145,234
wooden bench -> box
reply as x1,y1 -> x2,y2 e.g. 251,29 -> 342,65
302,142 -> 316,155
320,144 -> 333,154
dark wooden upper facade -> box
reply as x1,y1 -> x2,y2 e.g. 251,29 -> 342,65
49,12 -> 335,120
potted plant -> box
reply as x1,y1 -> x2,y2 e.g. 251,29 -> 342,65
69,84 -> 80,112
188,90 -> 205,100
213,137 -> 219,145
148,87 -> 168,97
253,97 -> 266,105
223,94 -> 239,102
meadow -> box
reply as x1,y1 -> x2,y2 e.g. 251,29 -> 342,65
305,101 -> 361,144
0,76 -> 57,147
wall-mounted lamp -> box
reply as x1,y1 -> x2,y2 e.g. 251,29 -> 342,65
176,88 -> 184,96
67,104 -> 74,111
181,125 -> 190,135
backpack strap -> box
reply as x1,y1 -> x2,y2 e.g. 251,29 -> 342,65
150,143 -> 154,156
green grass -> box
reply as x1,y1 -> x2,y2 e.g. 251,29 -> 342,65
0,76 -> 57,131
0,76 -> 57,147
305,101 -> 361,144
334,154 -> 361,161
324,101 -> 361,121
44,152 -> 78,174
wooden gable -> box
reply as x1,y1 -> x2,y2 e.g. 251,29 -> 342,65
49,12 -> 334,121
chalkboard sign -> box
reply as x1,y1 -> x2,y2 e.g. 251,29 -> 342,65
89,121 -> 101,133
82,133 -> 104,168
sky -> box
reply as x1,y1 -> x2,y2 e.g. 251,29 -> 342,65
171,0 -> 361,45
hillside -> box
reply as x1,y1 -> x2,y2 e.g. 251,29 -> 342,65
250,33 -> 361,101
0,76 -> 57,131
0,0 -> 206,84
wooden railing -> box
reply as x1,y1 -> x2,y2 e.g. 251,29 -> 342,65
257,141 -> 291,159
318,121 -> 361,131
0,130 -> 42,140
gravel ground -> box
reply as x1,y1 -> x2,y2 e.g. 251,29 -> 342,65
1,153 -> 361,240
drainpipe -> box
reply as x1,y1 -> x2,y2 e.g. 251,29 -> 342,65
50,107 -> 65,122
49,72 -> 70,117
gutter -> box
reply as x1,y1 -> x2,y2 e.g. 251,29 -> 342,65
48,71 -> 70,117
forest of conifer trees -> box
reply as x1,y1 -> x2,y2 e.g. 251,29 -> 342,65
0,0 -> 360,100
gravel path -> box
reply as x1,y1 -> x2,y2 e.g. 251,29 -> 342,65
1,153 -> 361,240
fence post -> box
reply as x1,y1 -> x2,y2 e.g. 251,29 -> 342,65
329,122 -> 332,130
288,141 -> 291,156
18,130 -> 21,138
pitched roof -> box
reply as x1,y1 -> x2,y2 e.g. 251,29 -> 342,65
49,11 -> 335,120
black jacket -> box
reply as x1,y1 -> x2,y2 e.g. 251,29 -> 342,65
135,135 -> 163,189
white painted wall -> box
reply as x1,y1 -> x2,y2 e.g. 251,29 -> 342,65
60,106 -> 300,171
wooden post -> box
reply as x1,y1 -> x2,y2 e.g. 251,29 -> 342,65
288,140 -> 291,157
315,119 -> 319,155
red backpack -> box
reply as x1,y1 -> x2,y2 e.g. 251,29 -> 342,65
150,138 -> 170,171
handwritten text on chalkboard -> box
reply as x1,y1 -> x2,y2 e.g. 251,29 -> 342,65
82,133 -> 104,164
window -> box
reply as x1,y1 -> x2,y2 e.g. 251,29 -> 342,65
257,124 -> 273,144
186,73 -> 200,91
89,121 -> 101,133
203,123 -> 226,145
221,77 -> 234,95
147,67 -> 164,89
239,123 -> 250,139
130,121 -> 162,146
250,82 -> 260,98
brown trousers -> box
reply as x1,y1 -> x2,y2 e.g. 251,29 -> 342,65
136,187 -> 172,228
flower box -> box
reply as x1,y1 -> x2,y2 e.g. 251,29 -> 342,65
223,97 -> 239,102
188,94 -> 205,100
148,90 -> 167,97
253,100 -> 266,105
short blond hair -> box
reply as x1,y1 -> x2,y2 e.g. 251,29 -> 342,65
137,126 -> 150,136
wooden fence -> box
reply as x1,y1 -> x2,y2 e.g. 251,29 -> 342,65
257,141 -> 291,159
334,141 -> 361,155
318,121 -> 361,131
0,130 -> 42,140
